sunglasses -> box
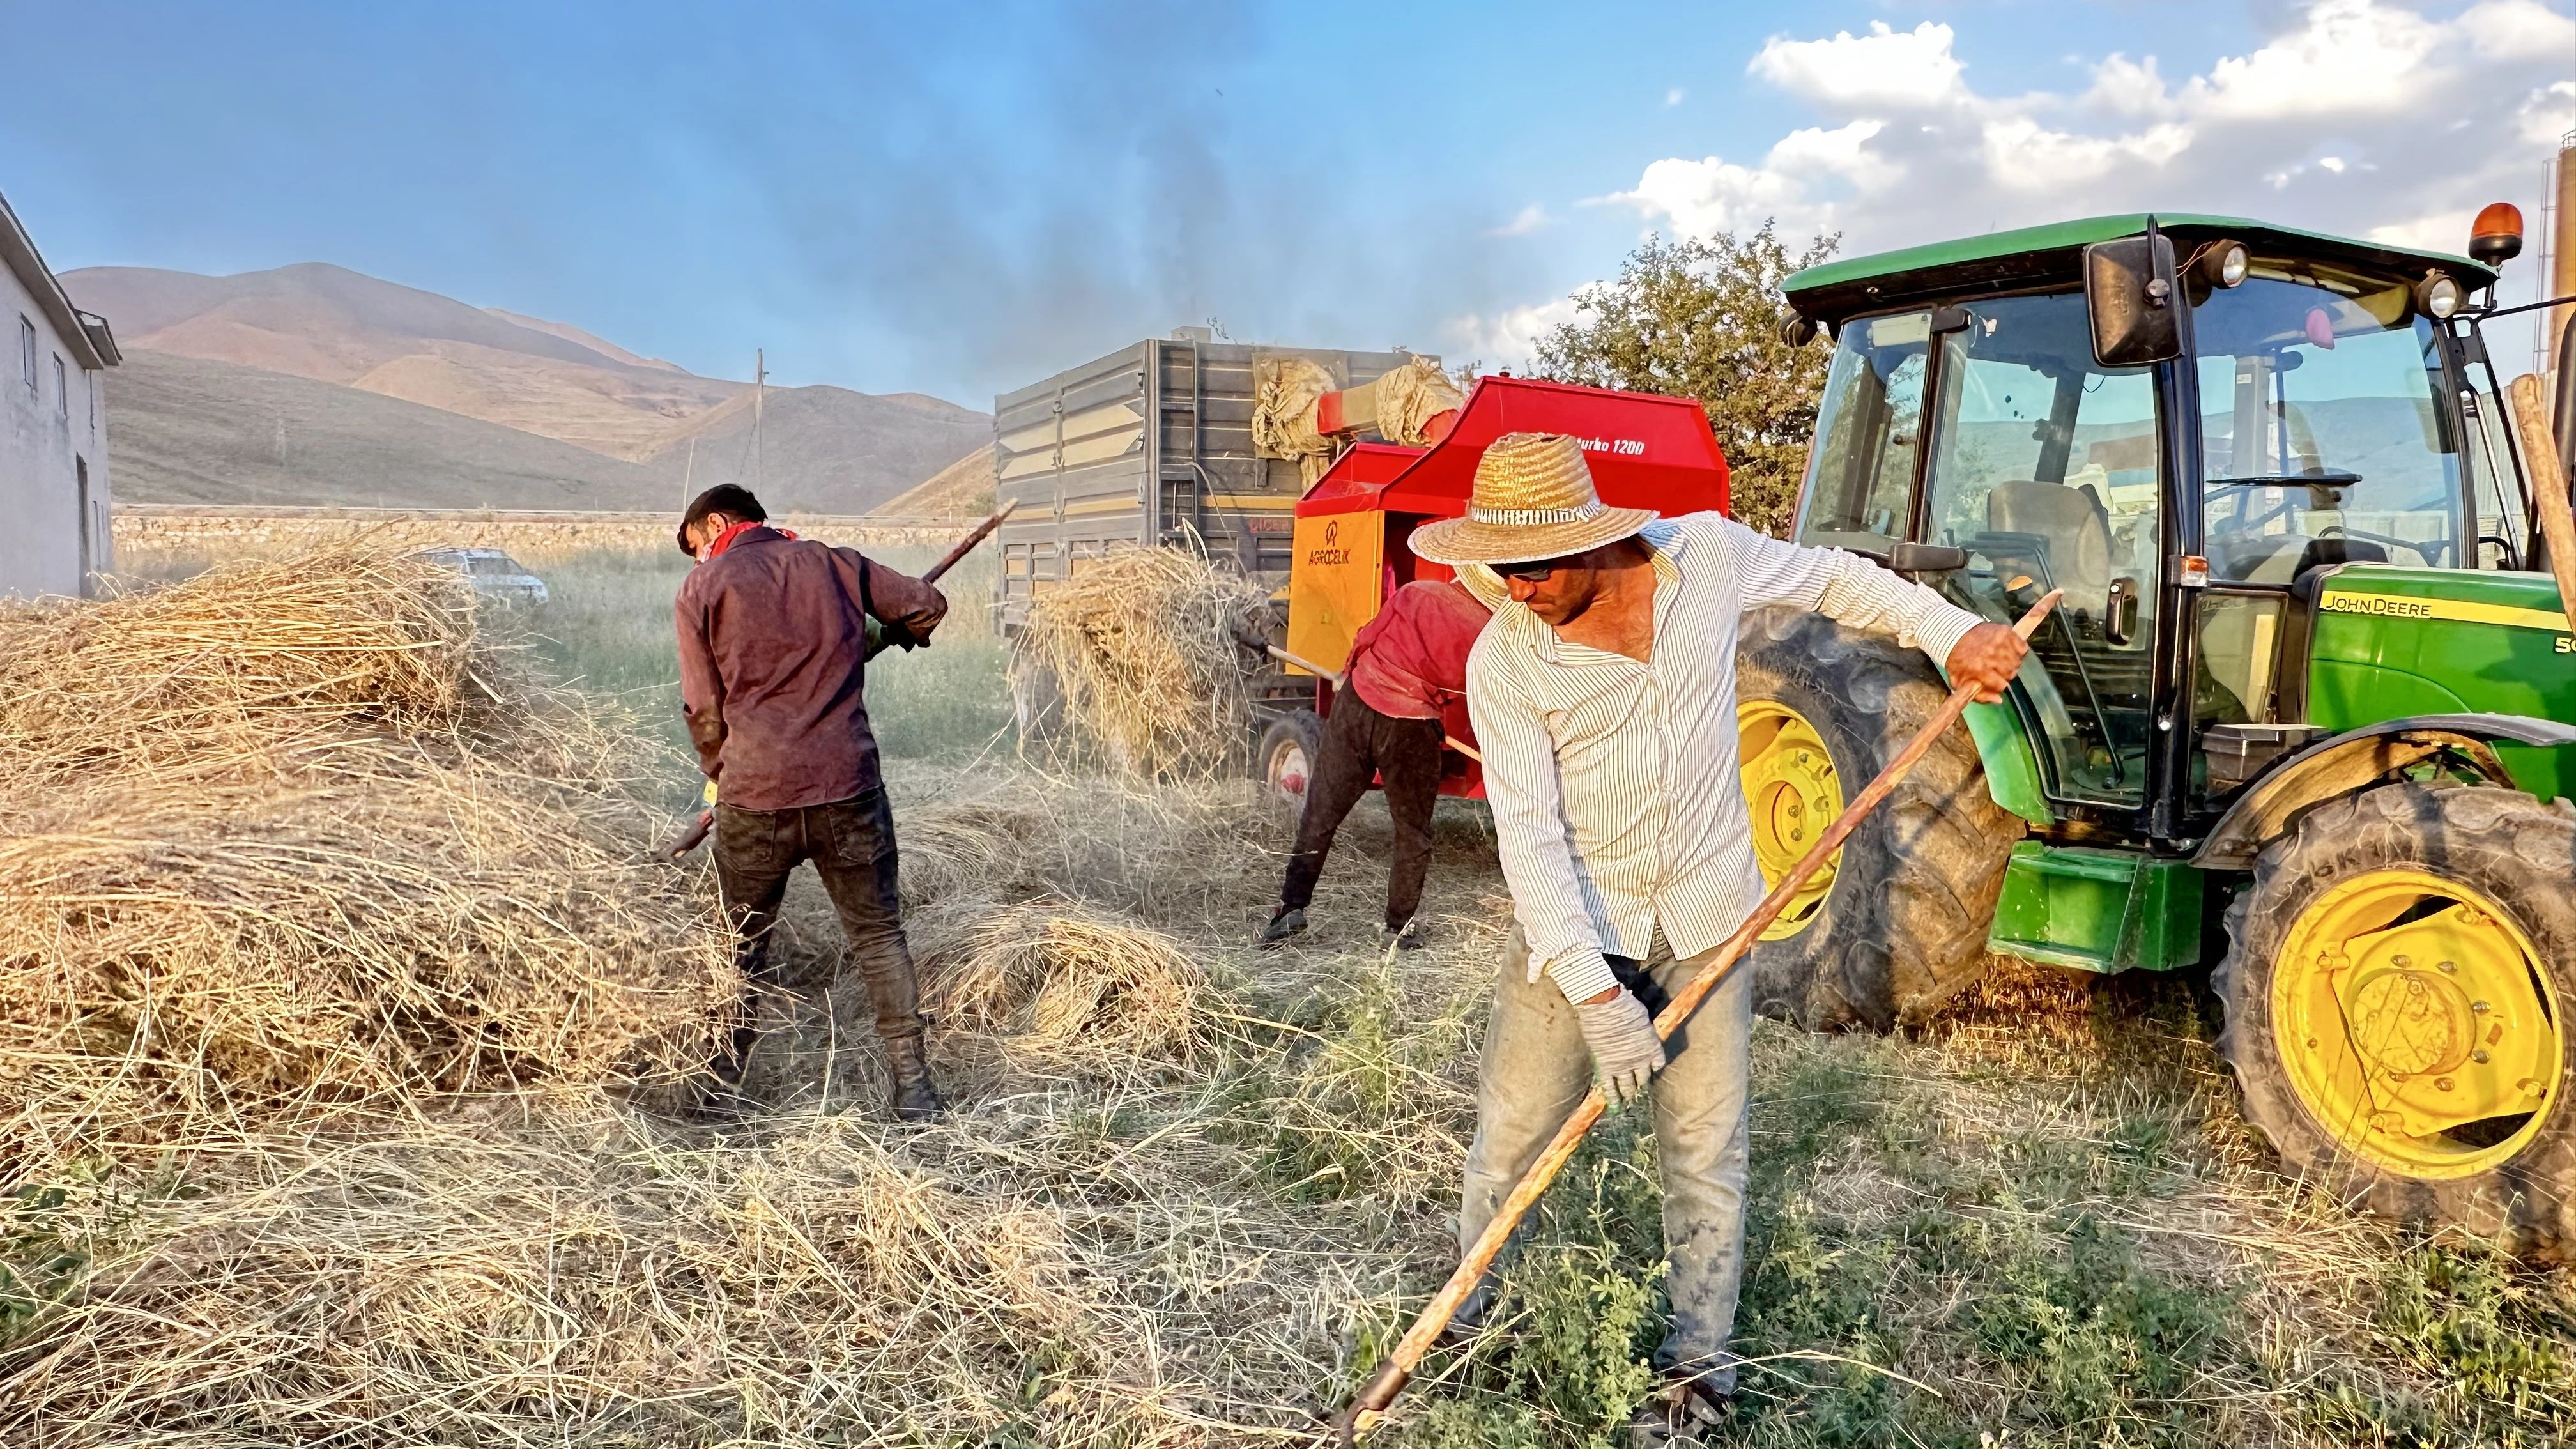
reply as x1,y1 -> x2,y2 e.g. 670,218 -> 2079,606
1498,556 -> 1579,582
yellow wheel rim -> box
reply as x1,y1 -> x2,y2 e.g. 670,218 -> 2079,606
1738,700 -> 1844,942
2273,868 -> 2563,1179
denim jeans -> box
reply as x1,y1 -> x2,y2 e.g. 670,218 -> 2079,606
1457,923 -> 1754,1390
710,786 -> 922,1077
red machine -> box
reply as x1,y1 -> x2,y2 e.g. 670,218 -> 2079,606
1261,375 -> 1733,804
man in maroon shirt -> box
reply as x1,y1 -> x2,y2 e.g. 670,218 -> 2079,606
1261,574 -> 1493,951
673,484 -> 950,1120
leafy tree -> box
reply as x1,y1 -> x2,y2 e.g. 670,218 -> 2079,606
1532,222 -> 1837,537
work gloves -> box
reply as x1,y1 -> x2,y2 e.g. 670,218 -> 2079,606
1575,988 -> 1667,1109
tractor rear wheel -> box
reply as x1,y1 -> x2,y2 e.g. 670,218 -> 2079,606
1736,608 -> 2022,1030
2215,782 -> 2575,1257
1259,710 -> 1325,823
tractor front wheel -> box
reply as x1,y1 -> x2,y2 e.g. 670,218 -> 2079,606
2216,782 -> 2575,1258
1736,608 -> 2022,1030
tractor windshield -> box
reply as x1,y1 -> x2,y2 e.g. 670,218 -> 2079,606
2191,260 -> 2468,581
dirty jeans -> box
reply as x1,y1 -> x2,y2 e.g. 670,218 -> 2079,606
1279,692 -> 1446,930
1457,923 -> 1753,1391
710,787 -> 923,1078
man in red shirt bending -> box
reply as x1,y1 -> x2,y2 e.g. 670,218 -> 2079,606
1260,574 -> 1494,951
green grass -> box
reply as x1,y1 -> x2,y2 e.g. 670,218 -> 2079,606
1354,967 -> 2576,1449
505,544 -> 1013,803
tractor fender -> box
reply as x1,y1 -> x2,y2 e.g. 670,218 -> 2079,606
2193,713 -> 2576,870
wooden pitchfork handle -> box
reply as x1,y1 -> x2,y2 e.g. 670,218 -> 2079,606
1265,643 -> 1482,762
1331,590 -> 2060,1443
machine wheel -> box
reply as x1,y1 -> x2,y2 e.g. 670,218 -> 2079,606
1736,608 -> 2022,1030
1259,710 -> 1325,822
2215,783 -> 2575,1257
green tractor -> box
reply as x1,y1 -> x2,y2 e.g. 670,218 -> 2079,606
1744,211 -> 2576,1255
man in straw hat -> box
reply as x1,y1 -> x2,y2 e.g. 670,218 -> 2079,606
1411,433 -> 2027,1439
674,483 -> 952,1122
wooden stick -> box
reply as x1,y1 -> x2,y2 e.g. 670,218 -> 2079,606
1331,590 -> 2060,1442
2508,374 -> 2576,630
1265,643 -> 1482,762
1266,642 -> 1346,691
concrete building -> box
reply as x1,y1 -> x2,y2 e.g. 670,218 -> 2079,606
0,188 -> 118,599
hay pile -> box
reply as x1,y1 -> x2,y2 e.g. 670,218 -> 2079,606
1009,547 -> 1272,778
0,544 -> 736,1176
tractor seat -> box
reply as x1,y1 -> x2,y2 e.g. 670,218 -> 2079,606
1986,481 -> 2112,616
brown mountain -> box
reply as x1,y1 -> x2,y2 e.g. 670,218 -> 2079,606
63,263 -> 990,512
877,444 -> 995,516
106,349 -> 678,510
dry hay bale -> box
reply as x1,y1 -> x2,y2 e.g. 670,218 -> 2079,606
1008,547 -> 1269,779
0,1103 -> 1156,1445
0,542 -> 479,787
0,542 -> 736,1176
918,899 -> 1208,1065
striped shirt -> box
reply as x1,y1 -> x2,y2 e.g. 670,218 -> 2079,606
1465,512 -> 1985,1005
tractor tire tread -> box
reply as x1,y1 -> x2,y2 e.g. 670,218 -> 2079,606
1739,607 -> 2021,1032
2213,781 -> 2576,1261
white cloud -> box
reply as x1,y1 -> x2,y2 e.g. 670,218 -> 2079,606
2463,0 -> 2576,59
1445,296 -> 1581,367
1748,20 -> 1965,109
1604,0 -> 2571,269
1512,0 -> 2576,369
1487,204 -> 1554,238
2083,54 -> 2172,117
2182,0 -> 2446,119
1665,87 -> 1685,107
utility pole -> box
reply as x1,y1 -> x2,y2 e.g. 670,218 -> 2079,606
754,348 -> 766,496
682,434 -> 698,509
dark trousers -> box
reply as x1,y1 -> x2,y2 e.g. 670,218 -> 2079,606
1280,692 -> 1445,930
710,786 -> 922,1078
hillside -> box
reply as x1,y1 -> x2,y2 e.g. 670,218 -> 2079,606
65,263 -> 989,512
107,349 -> 680,510
877,444 -> 994,516
642,389 -> 989,516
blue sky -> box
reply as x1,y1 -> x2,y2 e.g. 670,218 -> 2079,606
5,1 -> 2571,407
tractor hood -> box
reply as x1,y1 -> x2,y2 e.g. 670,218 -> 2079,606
1782,213 -> 2496,326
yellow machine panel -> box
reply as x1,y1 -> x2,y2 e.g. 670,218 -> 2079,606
1286,512 -> 1386,677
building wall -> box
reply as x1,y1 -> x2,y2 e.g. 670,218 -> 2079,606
0,260 -> 109,599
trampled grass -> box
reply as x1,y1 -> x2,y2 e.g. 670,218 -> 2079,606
20,527 -> 2571,1446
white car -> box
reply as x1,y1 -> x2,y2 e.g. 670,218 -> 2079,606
415,548 -> 550,608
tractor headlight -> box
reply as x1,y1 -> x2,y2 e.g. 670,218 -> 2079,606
2200,240 -> 2250,289
2416,272 -> 2463,319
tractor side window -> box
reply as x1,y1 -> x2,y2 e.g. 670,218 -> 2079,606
1795,311 -> 1928,555
2194,264 -> 2465,580
1920,289 -> 2161,806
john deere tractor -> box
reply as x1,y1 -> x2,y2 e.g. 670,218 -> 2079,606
1746,211 -> 2576,1255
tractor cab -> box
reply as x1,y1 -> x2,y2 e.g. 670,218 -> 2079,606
1759,212 -> 2576,1256
1781,215 -> 2563,843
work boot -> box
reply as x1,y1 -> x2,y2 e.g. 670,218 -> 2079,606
1625,1370 -> 1733,1448
886,1034 -> 946,1123
1382,917 -> 1427,951
1257,906 -> 1308,949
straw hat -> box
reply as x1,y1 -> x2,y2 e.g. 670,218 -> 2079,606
1408,432 -> 1657,567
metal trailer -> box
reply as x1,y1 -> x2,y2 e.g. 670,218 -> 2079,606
989,330 -> 1427,730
